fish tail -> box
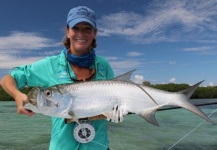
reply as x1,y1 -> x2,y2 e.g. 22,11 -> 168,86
179,80 -> 204,99
180,101 -> 214,124
179,81 -> 214,124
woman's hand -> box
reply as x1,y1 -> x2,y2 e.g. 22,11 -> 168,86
14,92 -> 35,116
0,75 -> 34,116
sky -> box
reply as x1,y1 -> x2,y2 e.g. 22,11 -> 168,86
0,0 -> 217,86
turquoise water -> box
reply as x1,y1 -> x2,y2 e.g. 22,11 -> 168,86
1,100 -> 217,150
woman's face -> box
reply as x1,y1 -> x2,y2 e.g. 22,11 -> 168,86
67,22 -> 97,55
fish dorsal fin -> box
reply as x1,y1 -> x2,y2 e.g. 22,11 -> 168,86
114,70 -> 159,106
179,80 -> 204,99
113,69 -> 136,82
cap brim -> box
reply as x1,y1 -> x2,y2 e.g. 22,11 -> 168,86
68,18 -> 96,29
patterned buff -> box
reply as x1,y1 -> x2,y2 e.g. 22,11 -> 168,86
64,48 -> 96,68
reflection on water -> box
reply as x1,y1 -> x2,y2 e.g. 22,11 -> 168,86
0,101 -> 51,150
1,100 -> 217,150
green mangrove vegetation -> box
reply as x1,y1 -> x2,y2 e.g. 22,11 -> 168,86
0,87 -> 31,101
150,83 -> 217,99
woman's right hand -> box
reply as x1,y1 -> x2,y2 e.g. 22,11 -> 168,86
14,92 -> 35,116
0,75 -> 34,116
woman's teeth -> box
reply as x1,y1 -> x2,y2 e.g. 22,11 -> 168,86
76,39 -> 86,42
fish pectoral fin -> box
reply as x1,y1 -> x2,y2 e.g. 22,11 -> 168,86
103,112 -> 112,120
68,111 -> 79,124
139,107 -> 159,126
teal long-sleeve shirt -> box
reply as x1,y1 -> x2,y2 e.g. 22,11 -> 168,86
10,51 -> 114,150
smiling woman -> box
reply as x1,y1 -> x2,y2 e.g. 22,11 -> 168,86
0,6 -> 114,150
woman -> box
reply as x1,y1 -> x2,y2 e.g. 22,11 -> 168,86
0,6 -> 114,150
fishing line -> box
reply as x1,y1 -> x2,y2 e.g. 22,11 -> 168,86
167,108 -> 217,150
91,140 -> 115,150
79,129 -> 115,150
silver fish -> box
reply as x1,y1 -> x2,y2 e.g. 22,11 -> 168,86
24,70 -> 214,126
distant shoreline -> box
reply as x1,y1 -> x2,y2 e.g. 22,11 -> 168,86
1,84 -> 217,100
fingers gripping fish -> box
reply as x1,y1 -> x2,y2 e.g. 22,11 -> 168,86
24,70 -> 214,126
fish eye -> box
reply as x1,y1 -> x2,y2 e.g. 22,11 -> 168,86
44,90 -> 52,97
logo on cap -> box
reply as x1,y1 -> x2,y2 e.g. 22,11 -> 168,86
77,8 -> 90,16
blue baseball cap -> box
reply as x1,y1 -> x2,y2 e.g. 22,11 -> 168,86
67,6 -> 96,29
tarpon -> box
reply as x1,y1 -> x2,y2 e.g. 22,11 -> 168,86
24,70 -> 214,126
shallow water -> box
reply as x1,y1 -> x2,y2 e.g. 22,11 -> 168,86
1,100 -> 217,150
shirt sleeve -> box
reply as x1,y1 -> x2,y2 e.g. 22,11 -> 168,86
9,57 -> 53,89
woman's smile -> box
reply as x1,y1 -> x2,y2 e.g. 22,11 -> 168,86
75,38 -> 87,43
